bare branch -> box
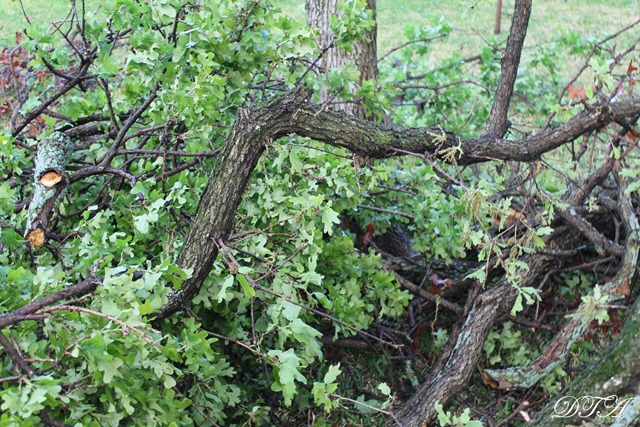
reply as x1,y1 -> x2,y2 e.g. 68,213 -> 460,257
12,61 -> 93,137
69,165 -> 137,185
485,0 -> 532,137
378,34 -> 445,63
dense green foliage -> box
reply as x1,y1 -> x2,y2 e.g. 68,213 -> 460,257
0,1 -> 412,424
1,0 -> 638,425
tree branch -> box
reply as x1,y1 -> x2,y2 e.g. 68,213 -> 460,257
485,0 -> 532,137
155,87 -> 640,321
388,229 -> 582,426
556,207 -> 625,256
0,278 -> 101,330
529,173 -> 640,426
0,332 -> 33,377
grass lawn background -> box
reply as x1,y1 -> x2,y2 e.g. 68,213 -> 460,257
2,0 -> 638,59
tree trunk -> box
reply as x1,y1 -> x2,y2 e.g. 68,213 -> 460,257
494,0 -> 502,34
305,0 -> 377,119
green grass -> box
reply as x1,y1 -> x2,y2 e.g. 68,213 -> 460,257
1,0 -> 637,73
277,0 -> 639,63
0,0 -> 88,45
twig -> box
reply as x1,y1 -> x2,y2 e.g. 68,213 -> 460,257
116,148 -> 221,157
153,158 -> 200,181
257,243 -> 308,281
18,0 -> 31,24
392,271 -> 463,314
99,83 -> 160,166
12,61 -> 93,137
295,39 -> 335,85
205,330 -> 261,355
0,375 -> 23,384
0,333 -> 33,377
69,165 -> 137,185
378,34 -> 445,62
39,411 -> 72,427
216,239 -> 403,350
36,305 -> 159,347
330,392 -> 400,424
495,400 -> 530,427
191,403 -> 221,427
223,242 -> 267,264
357,204 -> 415,220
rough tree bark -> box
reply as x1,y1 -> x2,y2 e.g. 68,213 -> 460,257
389,234 -> 580,426
306,0 -> 377,119
482,177 -> 639,391
485,0 -> 531,138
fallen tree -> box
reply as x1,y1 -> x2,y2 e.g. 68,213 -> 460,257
2,0 -> 640,425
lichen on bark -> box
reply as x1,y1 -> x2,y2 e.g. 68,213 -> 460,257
25,132 -> 72,248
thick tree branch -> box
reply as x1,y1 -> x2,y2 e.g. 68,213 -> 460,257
485,0 -> 532,137
301,91 -> 640,165
24,133 -> 73,248
154,91 -> 310,319
155,87 -> 640,321
482,193 -> 638,389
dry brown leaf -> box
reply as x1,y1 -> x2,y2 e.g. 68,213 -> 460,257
362,222 -> 375,246
568,84 -> 587,101
616,280 -> 630,297
480,370 -> 513,390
